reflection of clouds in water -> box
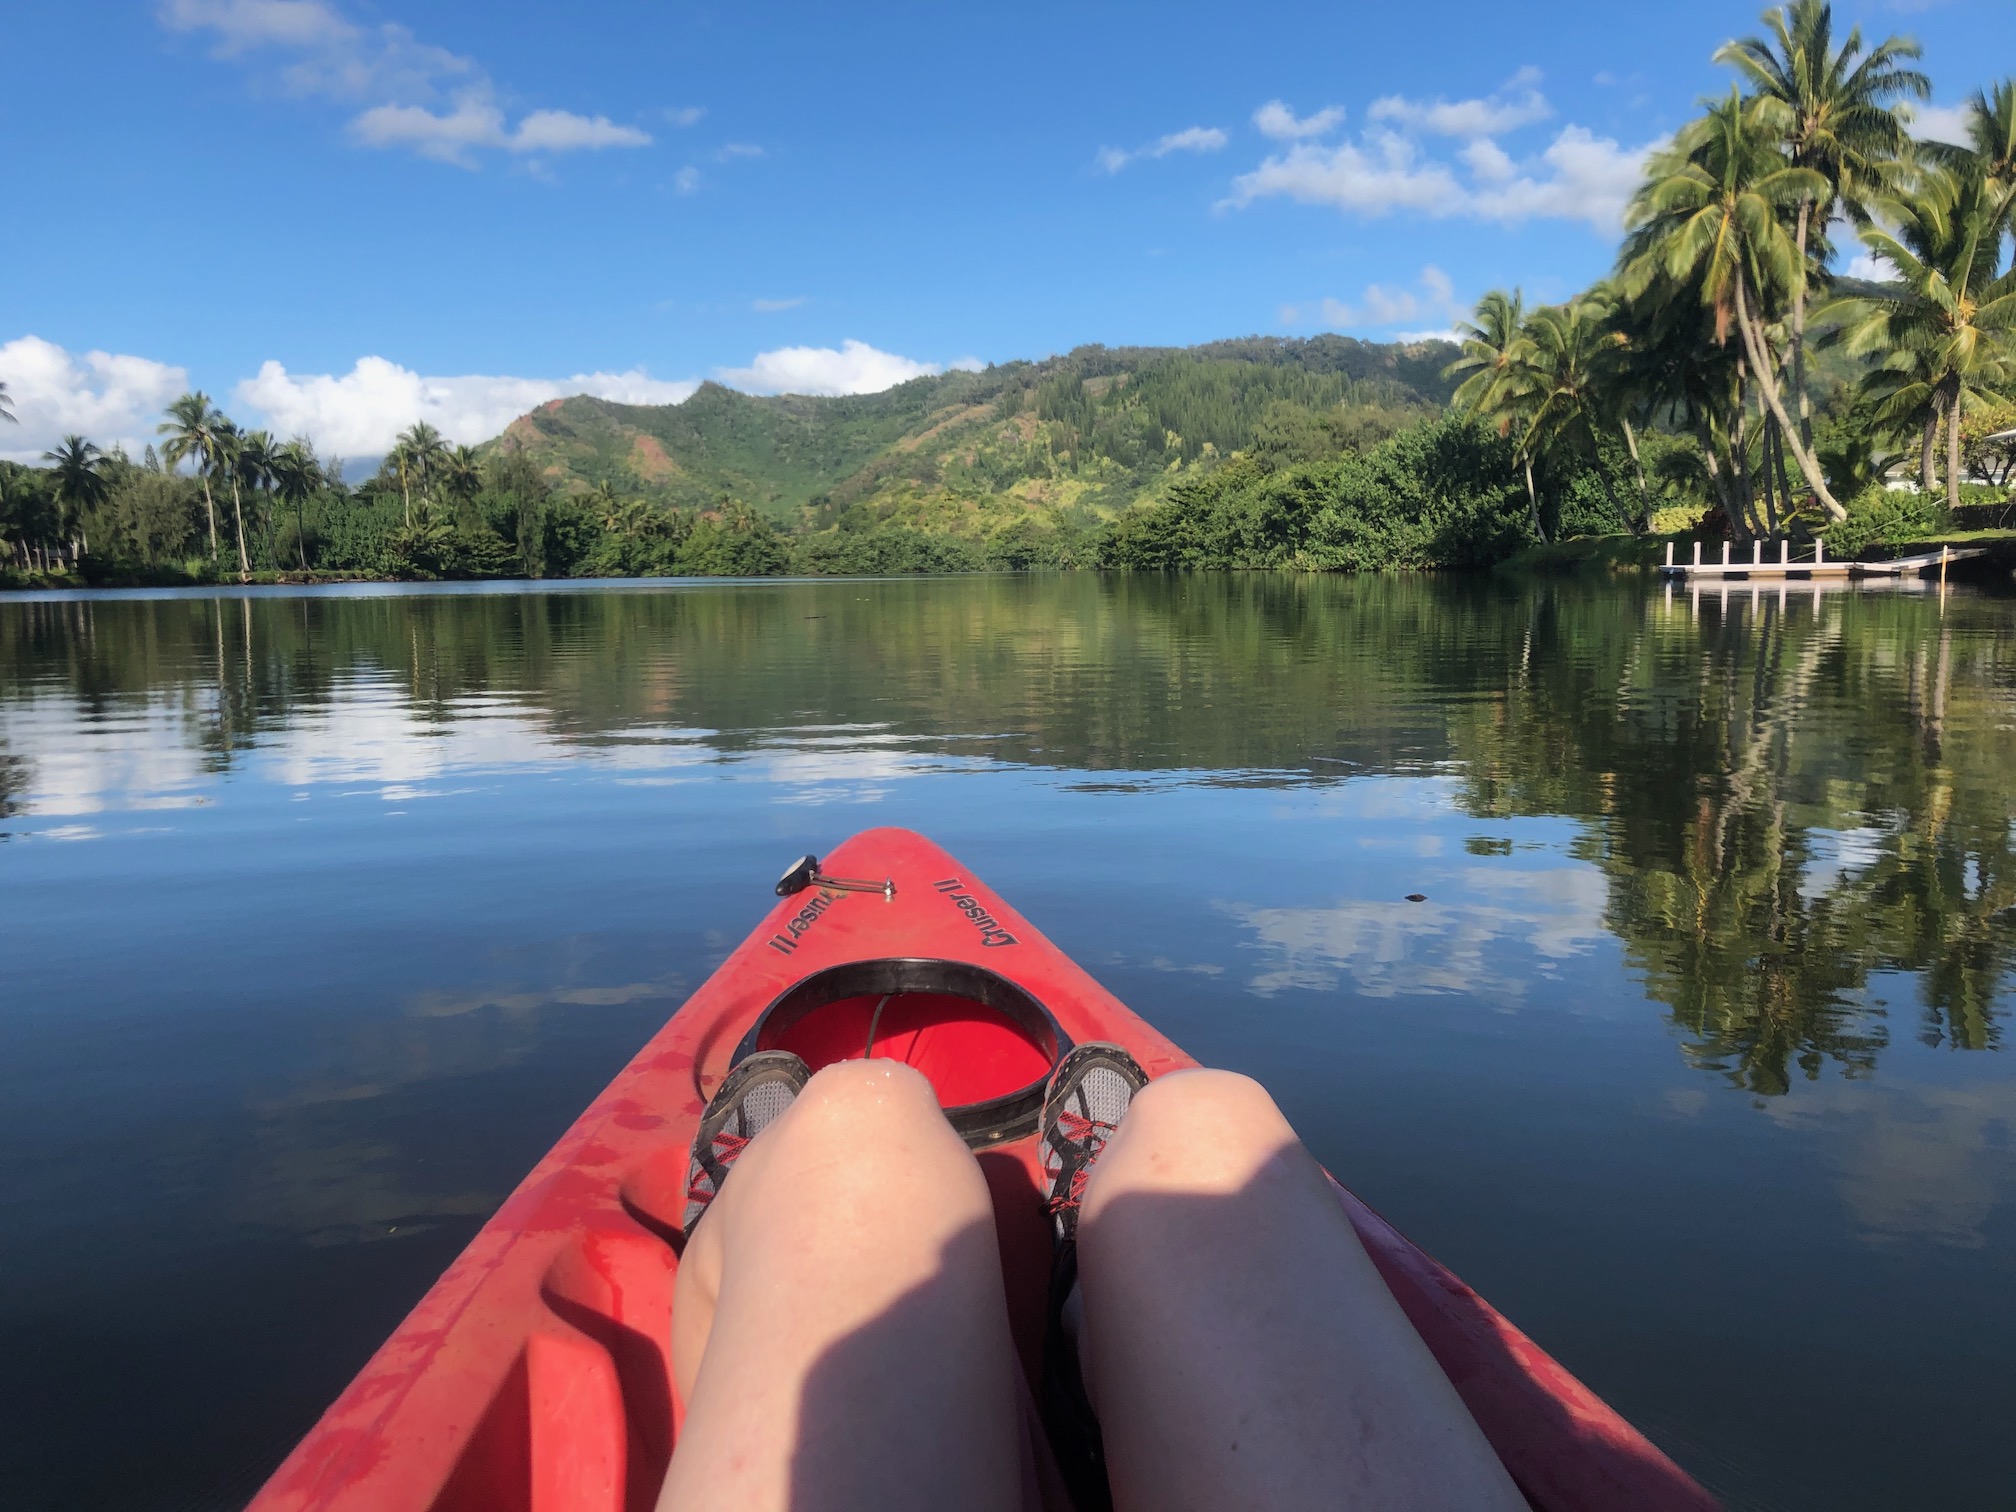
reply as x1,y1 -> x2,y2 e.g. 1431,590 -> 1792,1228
1799,825 -> 1891,902
1,695 -> 209,816
4,674 -> 973,818
264,685 -> 567,790
1299,773 -> 1463,822
751,742 -> 970,805
1224,864 -> 1608,1002
1765,1077 -> 2016,1250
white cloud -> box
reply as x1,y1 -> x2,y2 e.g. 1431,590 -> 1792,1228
349,97 -> 505,163
664,105 -> 705,127
1254,100 -> 1344,140
715,142 -> 765,161
1907,101 -> 1974,146
713,340 -> 960,397
1461,137 -> 1517,183
234,356 -> 698,457
0,335 -> 190,462
1368,67 -> 1552,138
1283,265 -> 1460,332
349,97 -> 651,167
160,0 -> 650,166
752,297 -> 808,313
673,166 -> 701,194
1226,120 -> 1656,232
1467,125 -> 1654,230
511,110 -> 652,153
1844,250 -> 1889,282
1151,126 -> 1226,156
159,0 -> 353,49
1226,131 -> 1462,216
1096,124 -> 1227,173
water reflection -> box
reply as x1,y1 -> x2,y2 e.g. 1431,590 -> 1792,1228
5,576 -> 2009,1094
3,574 -> 2015,1512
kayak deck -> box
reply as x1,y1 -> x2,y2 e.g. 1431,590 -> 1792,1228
246,827 -> 1716,1512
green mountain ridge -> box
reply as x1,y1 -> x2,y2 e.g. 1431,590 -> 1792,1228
485,335 -> 1462,526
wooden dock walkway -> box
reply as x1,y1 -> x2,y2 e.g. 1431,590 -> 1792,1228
1658,540 -> 1983,580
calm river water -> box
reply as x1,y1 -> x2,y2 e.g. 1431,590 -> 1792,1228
2,573 -> 2012,1511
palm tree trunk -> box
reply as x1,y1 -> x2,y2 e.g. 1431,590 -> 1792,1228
1699,434 -> 1736,522
1730,398 -> 1757,542
1620,418 -> 1652,532
1947,387 -> 1965,513
230,476 -> 251,582
1791,197 -> 1815,456
1922,405 -> 1941,496
1773,414 -> 1796,524
200,474 -> 220,559
1521,455 -> 1548,544
1758,411 -> 1780,538
295,500 -> 310,571
1732,273 -> 1846,520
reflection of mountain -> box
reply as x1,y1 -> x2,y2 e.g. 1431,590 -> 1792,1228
1,576 -> 2011,1093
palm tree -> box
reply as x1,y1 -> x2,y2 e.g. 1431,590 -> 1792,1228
271,438 -> 320,571
591,479 -> 628,534
1841,168 -> 2016,509
1717,0 -> 1928,451
1924,80 -> 2016,210
394,421 -> 449,525
0,380 -> 15,426
1622,90 -> 1847,519
158,393 -> 224,561
443,444 -> 484,510
238,429 -> 280,569
41,434 -> 108,560
1517,293 -> 1645,533
211,418 -> 253,580
1445,291 -> 1549,539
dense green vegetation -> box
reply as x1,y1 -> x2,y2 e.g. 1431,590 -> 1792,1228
1452,2 -> 2016,550
5,1 -> 2013,588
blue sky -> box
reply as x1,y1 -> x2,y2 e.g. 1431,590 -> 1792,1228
3,0 -> 2010,461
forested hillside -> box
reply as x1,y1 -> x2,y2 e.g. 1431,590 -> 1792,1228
490,335 -> 1459,522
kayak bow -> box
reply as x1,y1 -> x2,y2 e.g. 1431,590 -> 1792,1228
246,827 -> 1717,1512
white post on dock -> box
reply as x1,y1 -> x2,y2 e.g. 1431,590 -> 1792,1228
1753,540 -> 1762,567
1941,544 -> 1950,584
1666,542 -> 1675,568
1692,540 -> 1702,569
1721,541 -> 1731,568
1781,539 -> 1789,566
1816,538 -> 1825,564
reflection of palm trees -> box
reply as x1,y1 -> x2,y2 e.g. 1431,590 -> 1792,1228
1453,584 -> 2013,1092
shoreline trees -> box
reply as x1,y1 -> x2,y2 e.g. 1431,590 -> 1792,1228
3,2 -> 2011,583
1451,1 -> 2012,546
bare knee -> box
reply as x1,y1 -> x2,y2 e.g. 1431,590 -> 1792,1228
1087,1069 -> 1303,1203
726,1058 -> 984,1219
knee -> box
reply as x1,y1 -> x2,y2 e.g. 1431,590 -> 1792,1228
1090,1069 -> 1301,1199
748,1059 -> 982,1204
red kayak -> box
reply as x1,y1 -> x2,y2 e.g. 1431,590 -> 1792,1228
247,827 -> 1717,1512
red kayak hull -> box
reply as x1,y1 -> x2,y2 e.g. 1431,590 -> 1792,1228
246,827 -> 1717,1512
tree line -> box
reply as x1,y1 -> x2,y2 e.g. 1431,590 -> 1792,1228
4,1 -> 2013,586
1448,0 -> 2016,548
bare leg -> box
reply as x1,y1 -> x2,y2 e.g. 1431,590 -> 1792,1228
1075,1069 -> 1526,1512
658,1060 -> 1035,1512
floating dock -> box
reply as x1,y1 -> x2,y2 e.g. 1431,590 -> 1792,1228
1658,539 -> 1982,580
